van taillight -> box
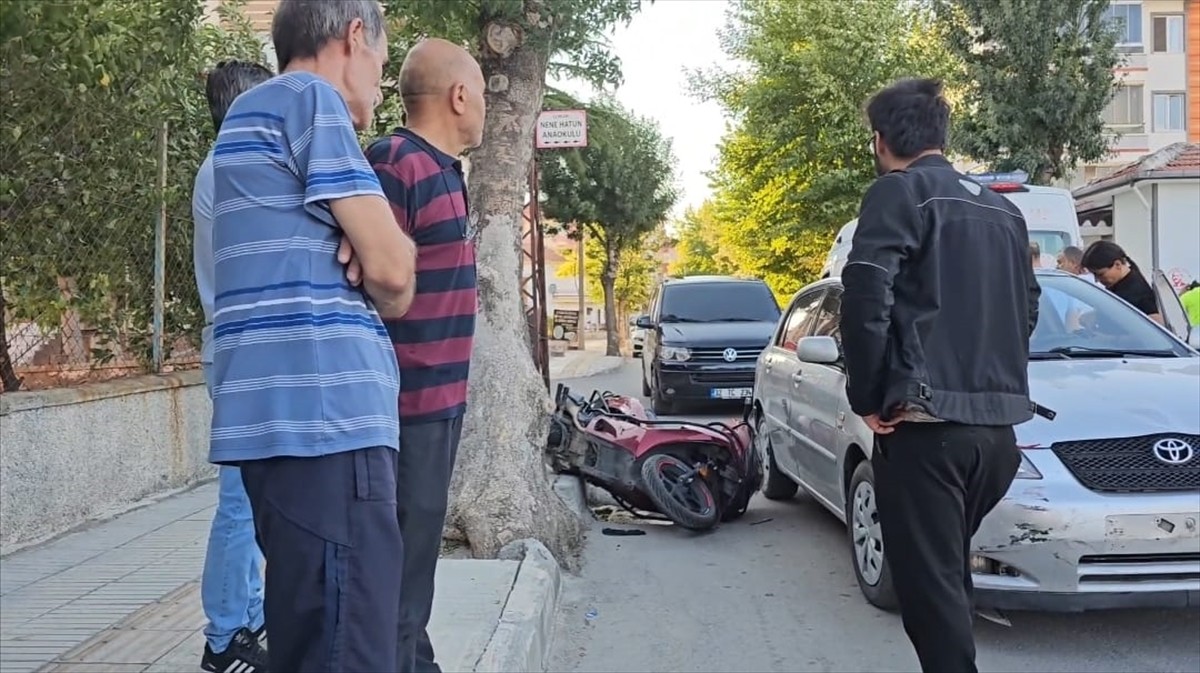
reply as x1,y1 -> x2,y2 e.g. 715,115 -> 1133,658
988,183 -> 1028,193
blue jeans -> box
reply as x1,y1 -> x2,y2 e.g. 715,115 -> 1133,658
201,365 -> 265,653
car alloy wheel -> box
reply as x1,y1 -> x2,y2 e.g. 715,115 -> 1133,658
851,479 -> 885,586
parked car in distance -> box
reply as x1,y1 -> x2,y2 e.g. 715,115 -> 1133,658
753,270 -> 1199,612
628,316 -> 646,357
820,171 -> 1083,278
639,275 -> 782,415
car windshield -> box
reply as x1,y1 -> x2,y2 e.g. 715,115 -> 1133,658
660,282 -> 781,323
1030,274 -> 1190,358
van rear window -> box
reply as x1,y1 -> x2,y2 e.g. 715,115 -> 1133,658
1002,191 -> 1076,231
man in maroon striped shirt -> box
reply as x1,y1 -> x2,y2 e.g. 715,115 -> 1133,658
365,38 -> 486,673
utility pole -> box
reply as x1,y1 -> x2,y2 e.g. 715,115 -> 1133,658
576,228 -> 586,350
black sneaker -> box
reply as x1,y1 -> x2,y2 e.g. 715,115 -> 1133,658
201,627 -> 268,673
251,624 -> 268,649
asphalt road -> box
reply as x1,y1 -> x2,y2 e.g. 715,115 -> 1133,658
548,361 -> 1200,673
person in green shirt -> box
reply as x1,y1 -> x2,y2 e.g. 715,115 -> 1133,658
1181,281 -> 1200,326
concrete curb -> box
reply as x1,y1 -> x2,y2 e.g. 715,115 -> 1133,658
553,473 -> 592,521
581,355 -> 627,378
476,539 -> 562,673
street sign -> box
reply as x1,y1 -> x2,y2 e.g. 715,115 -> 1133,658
552,309 -> 580,343
536,109 -> 588,149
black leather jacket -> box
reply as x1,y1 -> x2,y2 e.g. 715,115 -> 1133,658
839,155 -> 1041,426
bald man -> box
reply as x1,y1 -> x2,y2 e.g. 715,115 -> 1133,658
365,38 -> 486,673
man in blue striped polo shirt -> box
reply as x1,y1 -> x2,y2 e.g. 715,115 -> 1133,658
209,1 -> 417,670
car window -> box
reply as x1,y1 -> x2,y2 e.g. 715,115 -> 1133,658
1028,230 -> 1072,259
777,289 -> 824,349
811,291 -> 842,345
1031,274 -> 1192,356
660,281 -> 781,323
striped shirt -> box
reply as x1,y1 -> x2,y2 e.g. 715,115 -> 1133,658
209,72 -> 400,463
366,130 -> 477,424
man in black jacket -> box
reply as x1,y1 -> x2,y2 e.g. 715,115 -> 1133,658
840,78 -> 1041,673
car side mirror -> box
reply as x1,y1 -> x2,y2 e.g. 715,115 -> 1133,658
635,315 -> 654,329
796,336 -> 840,364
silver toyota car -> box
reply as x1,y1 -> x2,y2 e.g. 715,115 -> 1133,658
752,270 -> 1200,612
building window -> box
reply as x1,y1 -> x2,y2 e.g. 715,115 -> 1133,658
1104,2 -> 1143,48
1152,92 -> 1186,131
1151,14 -> 1185,53
1103,85 -> 1144,129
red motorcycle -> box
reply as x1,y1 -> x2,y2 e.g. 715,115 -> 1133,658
547,384 -> 761,530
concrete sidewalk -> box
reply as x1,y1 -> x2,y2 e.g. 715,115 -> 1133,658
548,339 -> 626,380
0,482 -> 560,673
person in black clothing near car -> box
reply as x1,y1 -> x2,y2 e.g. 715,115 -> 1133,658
1081,240 -> 1163,324
839,78 -> 1041,673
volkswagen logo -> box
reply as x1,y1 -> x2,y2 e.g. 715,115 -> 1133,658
722,348 -> 738,362
1152,438 -> 1195,466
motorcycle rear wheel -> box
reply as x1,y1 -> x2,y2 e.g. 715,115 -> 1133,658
640,453 -> 720,530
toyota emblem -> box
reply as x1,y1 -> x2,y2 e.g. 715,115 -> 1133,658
722,348 -> 738,362
1152,438 -> 1195,465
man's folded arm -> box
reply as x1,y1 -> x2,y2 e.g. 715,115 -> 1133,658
293,82 -> 416,318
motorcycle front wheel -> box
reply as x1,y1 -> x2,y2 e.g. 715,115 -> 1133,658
640,453 -> 720,530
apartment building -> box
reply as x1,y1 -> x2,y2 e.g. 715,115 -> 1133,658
1075,0 -> 1200,184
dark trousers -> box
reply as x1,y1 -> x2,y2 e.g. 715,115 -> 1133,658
395,416 -> 462,673
241,447 -> 404,673
873,422 -> 1021,673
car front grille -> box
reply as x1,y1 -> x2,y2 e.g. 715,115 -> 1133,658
1078,553 -> 1200,586
689,347 -> 763,363
690,370 -> 756,385
1052,433 -> 1200,493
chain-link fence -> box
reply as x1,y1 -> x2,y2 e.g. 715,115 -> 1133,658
1,0 -> 270,392
1,114 -> 205,391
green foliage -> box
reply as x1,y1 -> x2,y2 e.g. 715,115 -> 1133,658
691,0 -> 954,299
669,201 -> 736,277
539,100 -> 677,254
538,97 -> 676,351
935,0 -> 1120,184
555,231 -> 660,313
380,0 -> 643,88
369,0 -> 646,149
0,0 -> 266,375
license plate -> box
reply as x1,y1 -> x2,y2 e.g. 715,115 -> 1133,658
710,387 -> 752,400
1105,514 -> 1200,540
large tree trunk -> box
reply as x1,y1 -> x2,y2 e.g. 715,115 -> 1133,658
445,15 -> 583,564
601,243 -> 619,356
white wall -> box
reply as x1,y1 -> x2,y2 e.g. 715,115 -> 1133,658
1114,188 -> 1154,270
0,372 -> 214,554
1154,180 -> 1200,287
1111,178 -> 1200,290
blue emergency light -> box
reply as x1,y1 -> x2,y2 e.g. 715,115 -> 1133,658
967,170 -> 1030,185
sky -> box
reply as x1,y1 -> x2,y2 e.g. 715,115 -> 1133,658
551,0 -> 735,220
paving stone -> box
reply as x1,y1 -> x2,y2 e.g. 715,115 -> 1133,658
59,628 -> 192,666
40,663 -> 149,673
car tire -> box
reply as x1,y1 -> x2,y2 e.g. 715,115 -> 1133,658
651,387 -> 675,415
641,370 -> 652,397
756,413 -> 798,500
846,460 -> 899,612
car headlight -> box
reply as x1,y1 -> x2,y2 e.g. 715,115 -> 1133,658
660,346 -> 691,362
1014,452 -> 1042,480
